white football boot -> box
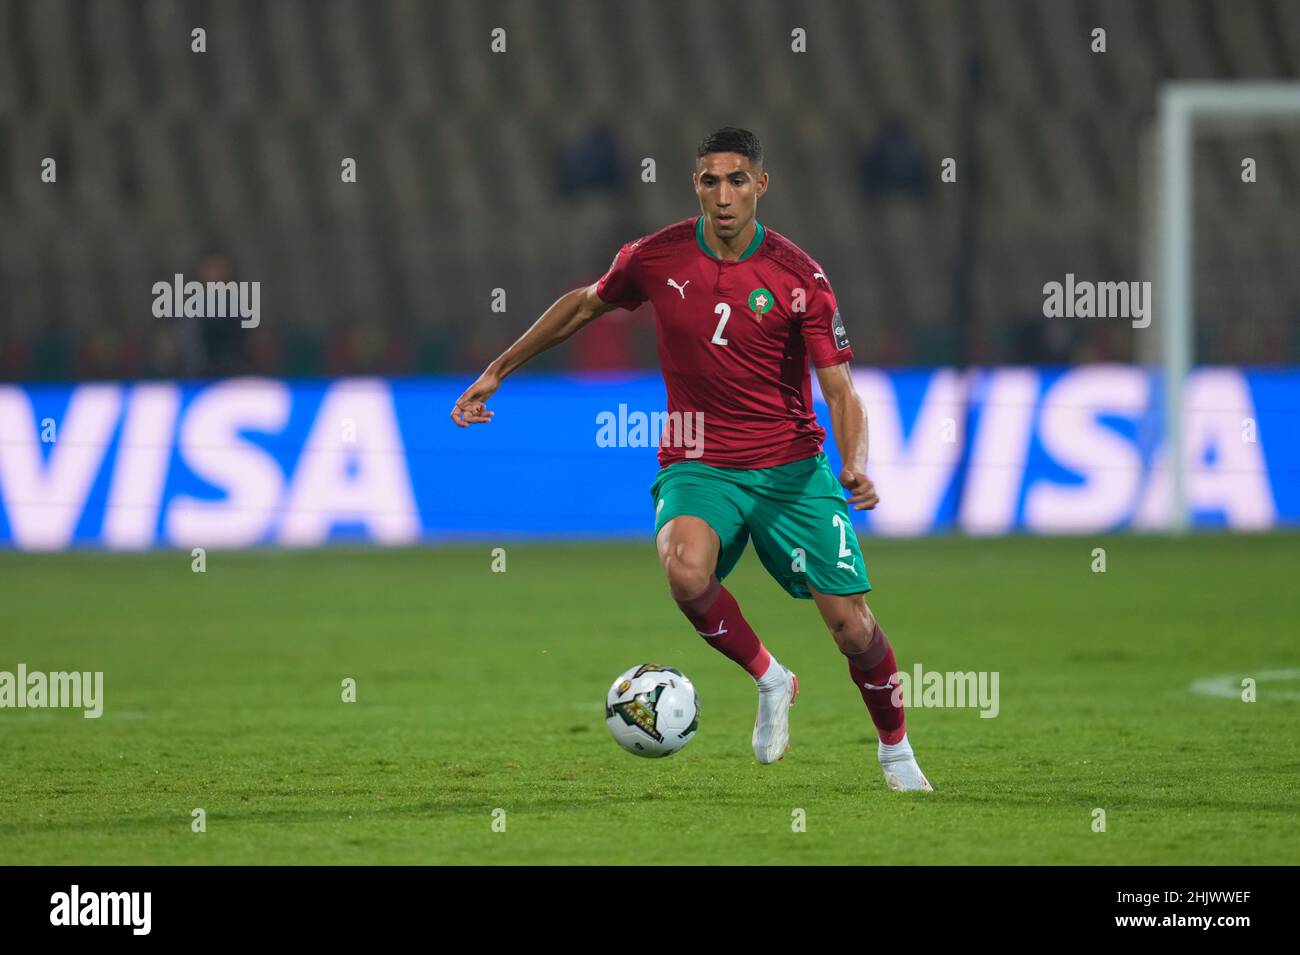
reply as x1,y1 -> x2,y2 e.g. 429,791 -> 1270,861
878,734 -> 934,791
752,663 -> 798,764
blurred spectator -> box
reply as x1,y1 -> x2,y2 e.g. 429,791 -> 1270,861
194,251 -> 247,378
559,123 -> 625,197
862,117 -> 929,198
1010,310 -> 1079,365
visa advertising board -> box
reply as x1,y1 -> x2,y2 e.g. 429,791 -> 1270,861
0,366 -> 1294,550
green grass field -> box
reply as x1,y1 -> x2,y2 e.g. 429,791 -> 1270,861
1,534 -> 1297,865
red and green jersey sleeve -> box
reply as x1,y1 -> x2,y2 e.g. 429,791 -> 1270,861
801,277 -> 854,368
595,242 -> 647,312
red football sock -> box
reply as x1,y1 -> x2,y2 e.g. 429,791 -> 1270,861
847,628 -> 907,745
675,576 -> 772,679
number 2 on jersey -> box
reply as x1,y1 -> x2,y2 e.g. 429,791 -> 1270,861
710,303 -> 730,346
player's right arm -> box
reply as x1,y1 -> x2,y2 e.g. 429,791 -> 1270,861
449,282 -> 616,427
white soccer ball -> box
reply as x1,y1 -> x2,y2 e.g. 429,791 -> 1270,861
605,664 -> 699,758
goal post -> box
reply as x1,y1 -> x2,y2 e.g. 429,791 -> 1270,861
1156,81 -> 1300,533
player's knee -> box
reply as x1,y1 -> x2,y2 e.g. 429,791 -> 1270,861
830,607 -> 882,660
663,553 -> 712,603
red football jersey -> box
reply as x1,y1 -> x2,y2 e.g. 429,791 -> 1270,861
596,215 -> 853,469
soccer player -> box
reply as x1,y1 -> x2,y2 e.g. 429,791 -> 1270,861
451,127 -> 932,791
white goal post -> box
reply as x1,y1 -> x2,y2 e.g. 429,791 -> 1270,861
1157,81 -> 1300,533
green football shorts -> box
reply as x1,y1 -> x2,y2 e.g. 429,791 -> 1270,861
650,451 -> 871,600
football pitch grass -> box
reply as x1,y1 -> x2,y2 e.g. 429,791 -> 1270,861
2,533 -> 1297,866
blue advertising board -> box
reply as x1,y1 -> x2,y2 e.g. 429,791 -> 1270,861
0,366 -> 1294,550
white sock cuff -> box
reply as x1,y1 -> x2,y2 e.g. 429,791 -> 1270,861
755,659 -> 785,689
878,733 -> 912,757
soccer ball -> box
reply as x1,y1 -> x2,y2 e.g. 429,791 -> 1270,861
604,664 -> 699,758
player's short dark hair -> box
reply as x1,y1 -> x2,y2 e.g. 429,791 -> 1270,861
697,127 -> 763,167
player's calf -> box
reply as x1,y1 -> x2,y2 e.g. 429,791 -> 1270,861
811,592 -> 905,740
672,574 -> 772,678
810,588 -> 934,791
658,517 -> 771,677
838,615 -> 906,745
658,516 -> 795,761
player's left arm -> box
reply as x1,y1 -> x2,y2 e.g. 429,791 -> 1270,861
816,361 -> 879,511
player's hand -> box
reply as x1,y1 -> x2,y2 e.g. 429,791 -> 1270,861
839,468 -> 879,510
450,372 -> 501,427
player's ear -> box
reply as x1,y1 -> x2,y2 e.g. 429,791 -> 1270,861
756,170 -> 769,197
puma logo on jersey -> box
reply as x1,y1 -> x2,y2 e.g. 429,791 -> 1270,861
667,278 -> 690,299
837,559 -> 857,572
813,272 -> 825,281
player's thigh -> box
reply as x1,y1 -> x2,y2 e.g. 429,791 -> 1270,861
651,467 -> 749,593
747,454 -> 871,600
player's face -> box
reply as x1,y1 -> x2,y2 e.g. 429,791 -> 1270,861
693,154 -> 768,241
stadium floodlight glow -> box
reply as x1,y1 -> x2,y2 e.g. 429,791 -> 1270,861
1157,81 -> 1300,533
